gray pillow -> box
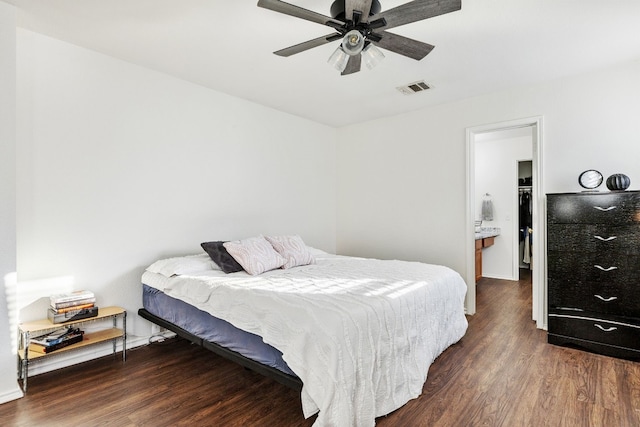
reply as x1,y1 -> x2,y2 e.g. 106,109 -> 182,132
200,241 -> 244,274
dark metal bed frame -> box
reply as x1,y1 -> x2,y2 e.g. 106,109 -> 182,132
137,308 -> 303,391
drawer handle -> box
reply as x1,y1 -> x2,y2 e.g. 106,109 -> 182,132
594,235 -> 617,242
594,324 -> 617,332
593,206 -> 617,212
594,265 -> 618,272
594,295 -> 618,302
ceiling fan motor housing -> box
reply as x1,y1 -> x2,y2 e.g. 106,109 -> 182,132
330,0 -> 382,21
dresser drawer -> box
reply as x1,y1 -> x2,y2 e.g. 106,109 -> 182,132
547,251 -> 640,284
547,192 -> 640,224
548,278 -> 640,317
547,224 -> 640,255
548,314 -> 640,350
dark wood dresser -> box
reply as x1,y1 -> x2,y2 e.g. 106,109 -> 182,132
547,191 -> 640,359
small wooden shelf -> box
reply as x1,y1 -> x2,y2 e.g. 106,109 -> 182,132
19,328 -> 124,360
19,306 -> 125,333
18,306 -> 126,393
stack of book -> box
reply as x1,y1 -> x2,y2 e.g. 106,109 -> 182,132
30,327 -> 84,354
49,290 -> 99,324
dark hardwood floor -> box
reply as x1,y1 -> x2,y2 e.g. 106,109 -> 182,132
2,272 -> 639,426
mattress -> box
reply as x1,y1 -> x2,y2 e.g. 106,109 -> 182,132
142,281 -> 295,377
145,250 -> 468,427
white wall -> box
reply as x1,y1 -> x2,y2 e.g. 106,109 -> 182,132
475,132 -> 532,280
337,59 -> 640,289
0,1 -> 23,404
336,110 -> 469,270
16,30 -> 337,346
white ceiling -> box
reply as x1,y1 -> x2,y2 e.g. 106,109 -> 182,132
8,0 -> 640,127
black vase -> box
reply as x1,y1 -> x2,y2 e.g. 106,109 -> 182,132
606,173 -> 631,191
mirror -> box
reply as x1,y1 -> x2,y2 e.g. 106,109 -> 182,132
578,170 -> 603,190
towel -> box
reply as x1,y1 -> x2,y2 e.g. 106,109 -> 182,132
481,199 -> 494,221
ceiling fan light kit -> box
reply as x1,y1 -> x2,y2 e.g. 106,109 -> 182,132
342,30 -> 365,56
257,0 -> 462,76
362,43 -> 385,70
328,46 -> 350,72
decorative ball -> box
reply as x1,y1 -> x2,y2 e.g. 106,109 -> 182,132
606,174 -> 631,191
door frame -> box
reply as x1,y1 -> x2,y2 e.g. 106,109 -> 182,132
465,116 -> 546,329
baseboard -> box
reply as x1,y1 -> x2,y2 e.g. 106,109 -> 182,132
0,385 -> 24,404
482,274 -> 517,281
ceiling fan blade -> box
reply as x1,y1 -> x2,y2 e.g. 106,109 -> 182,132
372,31 -> 434,60
345,0 -> 373,23
258,0 -> 345,29
274,33 -> 343,57
341,54 -> 362,75
371,0 -> 461,30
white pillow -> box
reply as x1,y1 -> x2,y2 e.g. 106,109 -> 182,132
223,236 -> 286,275
146,253 -> 218,277
264,235 -> 315,269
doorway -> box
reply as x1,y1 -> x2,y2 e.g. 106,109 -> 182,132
518,160 -> 533,279
474,128 -> 533,281
465,117 -> 546,329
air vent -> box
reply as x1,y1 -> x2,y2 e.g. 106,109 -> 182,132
396,80 -> 431,95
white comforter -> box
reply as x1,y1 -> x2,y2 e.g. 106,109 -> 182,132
160,252 -> 468,426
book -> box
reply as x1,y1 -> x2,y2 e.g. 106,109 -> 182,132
31,327 -> 68,341
46,328 -> 74,340
30,328 -> 82,346
51,297 -> 96,310
49,290 -> 95,305
51,303 -> 95,314
30,332 -> 84,354
48,306 -> 99,324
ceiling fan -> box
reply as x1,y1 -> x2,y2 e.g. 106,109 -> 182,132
257,0 -> 462,75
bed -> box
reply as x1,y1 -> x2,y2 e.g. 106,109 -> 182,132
139,245 -> 468,427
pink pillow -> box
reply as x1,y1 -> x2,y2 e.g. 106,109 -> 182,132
223,236 -> 286,275
265,235 -> 315,269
